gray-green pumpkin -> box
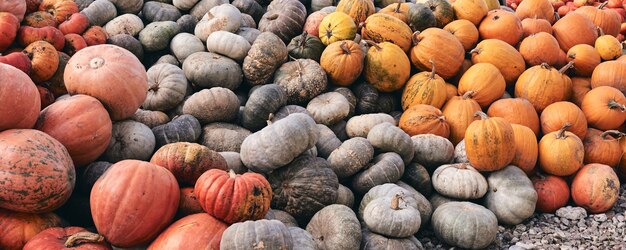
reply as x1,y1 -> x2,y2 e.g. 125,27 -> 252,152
432,202 -> 498,249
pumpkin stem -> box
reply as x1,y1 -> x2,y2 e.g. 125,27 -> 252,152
457,163 -> 467,169
64,232 -> 105,247
339,41 -> 351,55
411,31 -> 421,46
267,13 -> 279,20
601,130 -> 624,140
428,59 -> 436,79
394,2 -> 402,13
598,1 -> 609,9
556,123 -> 572,139
558,61 -> 575,74
390,193 -> 402,210
568,52 -> 576,60
462,90 -> 475,99
608,99 -> 626,111
299,32 -> 308,48
266,113 -> 274,126
364,40 -> 382,50
540,63 -> 550,69
437,116 -> 446,122
554,12 -> 560,22
358,22 -> 366,31
597,26 -> 605,37
228,169 -> 237,178
469,48 -> 481,55
473,111 -> 489,120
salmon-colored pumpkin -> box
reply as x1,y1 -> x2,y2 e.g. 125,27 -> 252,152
442,92 -> 482,145
532,174 -> 570,213
318,11 -> 357,46
17,26 -> 65,51
571,77 -> 592,106
0,52 -> 32,75
540,101 -> 588,139
194,169 -> 272,224
150,142 -> 229,186
575,2 -> 621,37
23,11 -> 57,28
177,187 -> 204,217
0,12 -> 20,52
538,124 -> 585,176
583,129 -> 623,167
487,98 -> 540,136
23,227 -> 112,250
64,44 -> 148,121
379,3 -> 411,24
303,11 -> 327,37
464,111 -> 516,171
520,17 -> 552,38
595,34 -> 623,61
63,33 -> 87,56
571,163 -> 620,213
591,61 -> 626,94
91,160 -> 180,248
453,0 -> 488,25
26,0 -> 42,15
24,41 -> 60,83
36,85 -> 54,109
514,62 -> 574,113
510,124 -> 538,175
58,12 -> 89,35
320,40 -> 364,86
518,32 -> 562,67
0,0 -> 27,22
478,9 -> 523,46
0,129 -> 75,213
364,41 -> 411,92
515,0 -> 555,23
470,39 -> 525,85
39,0 -> 78,24
567,44 -> 601,77
399,104 -> 450,138
148,213 -> 228,250
581,86 -> 626,130
335,0 -> 375,25
82,26 -> 107,46
443,19 -> 479,51
410,28 -> 465,79
361,13 -> 412,52
457,62 -> 506,108
401,62 -> 447,109
0,63 -> 40,131
0,209 -> 63,250
552,12 -> 599,52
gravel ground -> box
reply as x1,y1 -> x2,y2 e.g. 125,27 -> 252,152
417,184 -> 626,250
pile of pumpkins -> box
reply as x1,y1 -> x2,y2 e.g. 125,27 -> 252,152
0,0 -> 625,249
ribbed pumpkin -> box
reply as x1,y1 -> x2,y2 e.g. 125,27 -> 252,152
514,0 -> 555,24
575,2 -> 621,37
91,160 -> 180,248
531,174 -> 570,213
487,98 -> 540,136
583,129 -> 623,167
150,142 -> 229,186
445,83 -> 458,101
39,0 -> 78,24
470,39 -> 525,85
581,86 -> 626,130
595,34 -> 622,61
567,44 -> 601,77
0,63 -> 40,132
571,77 -> 592,107
518,32 -> 562,67
520,17 -> 552,38
591,61 -> 626,94
379,3 -> 411,24
364,41 -> 411,92
194,169 -> 272,224
0,209 -> 63,250
571,163 -> 620,213
401,63 -> 447,109
34,94 -> 112,167
552,12 -> 598,52
452,0 -> 488,25
538,124 -> 585,176
361,13 -> 412,52
399,104 -> 450,138
318,11 -> 357,46
320,40 -> 364,86
335,0 -> 375,25
514,62 -> 574,113
442,92 -> 482,145
457,63 -> 505,108
410,28 -> 465,80
478,9 -> 523,46
23,41 -> 60,83
510,124 -> 538,175
540,101 -> 588,139
443,19 -> 479,51
464,112 -> 516,172
148,213 -> 228,250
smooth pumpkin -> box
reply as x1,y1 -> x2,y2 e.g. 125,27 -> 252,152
571,163 -> 620,213
401,62 -> 447,109
581,86 -> 626,130
364,41 -> 411,92
520,17 -> 552,38
0,63 -> 40,131
443,19 -> 479,51
510,124 -> 538,175
590,61 -> 626,95
478,9 -> 523,46
0,209 -> 62,250
318,11 -> 357,46
538,124 -> 585,176
540,101 -> 588,139
487,98 -> 540,136
518,32 -> 562,67
575,2 -> 621,37
410,28 -> 465,79
361,13 -> 412,52
452,0 -> 488,25
514,0 -> 555,23
379,3 -> 411,24
442,92 -> 482,145
457,63 -> 505,108
148,213 -> 228,250
514,62 -> 574,113
470,39 -> 525,85
571,77 -> 592,106
552,12 -> 598,52
583,129 -> 623,167
595,35 -> 622,61
567,44 -> 601,77
320,40 -> 364,86
0,12 -> 19,52
399,104 -> 450,138
464,112 -> 516,172
532,174 -> 570,213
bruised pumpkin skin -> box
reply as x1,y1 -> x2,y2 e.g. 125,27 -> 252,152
364,41 -> 411,92
361,13 -> 413,53
571,163 -> 620,213
0,209 -> 63,250
464,112 -> 516,172
401,62 -> 447,110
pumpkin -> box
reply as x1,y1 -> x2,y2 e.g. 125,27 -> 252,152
431,202 -> 498,249
319,11 -> 357,46
221,220 -> 294,250
575,2 -> 621,37
358,183 -> 427,225
336,184 -> 356,208
361,13 -> 412,52
142,2 -> 181,22
307,92 -> 351,126
143,63 -> 188,112
567,44 -> 601,77
107,0 -> 143,14
104,14 -> 144,37
23,227 -> 110,250
406,3 -> 436,32
591,61 -> 626,95
306,204 -> 362,250
368,122 -> 415,163
91,160 -> 179,247
441,93 -> 481,145
328,137 -> 374,178
24,11 -> 57,28
520,17 -> 552,37
182,88 -> 239,124
0,64 -> 40,131
189,0 -> 230,20
243,32 -> 288,86
0,0 -> 26,22
288,32 -> 325,61
360,229 -> 421,250
478,9 -> 523,46
193,4 -> 241,43
78,161 -> 112,195
364,41 -> 411,92
362,193 -> 421,238
487,98 -> 540,136
540,101 -> 588,139
410,28 -> 465,79
131,109 -> 170,129
17,26 -> 65,51
457,63 -> 505,108
303,11 -> 327,37
470,39 -> 525,85
552,13 -> 598,52
518,32 -> 562,67
39,0 -> 78,24
0,129 -> 74,213
401,162 -> 432,196
443,19 -> 479,51
264,209 -> 298,227
571,163 -> 620,213
595,34 -> 622,61
352,152 -> 405,194
0,210 -> 62,250
510,124 -> 538,175
139,21 -> 180,52
581,86 -> 626,130
201,123 -> 251,152
464,112 -> 516,172
150,142 -> 227,186
274,59 -> 328,104
82,26 -> 107,46
423,0 -> 455,27
379,3 -> 411,24
258,0 -> 307,43
514,0 -> 555,23
148,213 -> 227,250
583,129 -> 623,167
411,134 -> 455,168
320,40 -> 364,86
401,63 -> 447,109
36,85 -> 55,109
205,31 -> 251,62
58,12 -> 89,35
80,0 -> 117,27
242,85 -> 287,131
484,165 -> 537,225
62,33 -> 87,56
316,124 -> 342,159
399,104 -> 450,138
571,77 -> 592,106
453,0 -> 488,25
24,41 -> 60,83
336,0 -> 375,25
183,52 -> 242,90
102,120 -> 156,162
169,33 -> 203,63
345,113 -> 396,138
232,0 -> 264,23
0,52 -> 32,75
538,124 -> 585,176
514,62 -> 574,113
532,174 -> 570,213
432,163 -> 488,199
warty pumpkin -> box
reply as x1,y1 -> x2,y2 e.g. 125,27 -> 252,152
457,62 -> 506,108
23,227 -> 111,250
518,32 -> 562,67
487,98 -> 540,136
361,13 -> 413,53
442,92 -> 481,145
514,0 -> 555,23
591,61 -> 626,94
0,209 -> 63,250
581,86 -> 626,130
318,11 -> 356,46
583,129 -> 623,167
532,174 -> 570,213
595,34 -> 623,61
552,12 -> 598,52
399,104 -> 450,138
364,41 -> 411,92
567,44 -> 601,77
514,62 -> 574,113
478,9 -> 523,46
538,124 -> 584,176
443,19 -> 479,51
24,11 -> 56,28
510,124 -> 538,175
335,0 -> 375,25
452,0 -> 488,25
0,12 -> 20,52
410,28 -> 465,79
401,62 -> 447,109
571,163 -> 620,213
464,112 -> 516,172
575,2 -> 621,37
320,40 -> 364,86
520,17 -> 552,38
470,39 -> 525,85
0,63 -> 40,131
540,101 -> 588,139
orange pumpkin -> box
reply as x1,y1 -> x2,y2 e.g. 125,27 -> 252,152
82,26 -> 107,46
17,26 -> 65,51
552,12 -> 599,52
177,187 -> 203,217
618,137 -> 626,180
361,13 -> 412,52
452,0 -> 488,25
58,12 -> 89,35
0,12 -> 21,52
364,41 -> 411,92
399,104 -> 450,138
335,0 -> 375,25
510,124 -> 538,175
570,77 -> 592,106
571,163 -> 620,213
470,39 -> 525,85
581,86 -> 626,130
445,82 -> 458,101
464,111 -> 516,171
442,93 -> 481,145
64,44 -> 148,121
478,9 -> 523,46
22,227 -> 111,250
379,3 -> 411,24
23,41 -> 60,83
0,63 -> 40,131
401,62 -> 447,109
319,12 -> 357,46
443,19 -> 479,51
457,62 -> 505,108
320,40 -> 364,86
150,142 -> 229,186
23,11 -> 57,27
515,0 -> 555,23
538,124 -> 585,176
575,2 -> 621,37
591,61 -> 626,94
514,62 -> 574,113
410,28 -> 465,79
518,32 -> 562,67
583,128 -> 623,167
487,98 -> 540,136
567,44 -> 601,77
38,0 -> 78,24
0,209 -> 63,250
148,213 -> 228,250
63,33 -> 87,56
532,174 -> 570,213
520,17 -> 552,38
595,34 -> 623,61
540,101 -> 588,139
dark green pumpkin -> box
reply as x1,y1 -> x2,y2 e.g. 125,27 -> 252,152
425,0 -> 454,28
287,32 -> 326,62
407,4 -> 436,32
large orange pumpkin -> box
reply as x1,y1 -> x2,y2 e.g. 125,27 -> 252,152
0,209 -> 63,250
0,12 -> 19,52
532,174 -> 570,213
510,124 -> 538,175
570,77 -> 592,107
150,142 -> 229,186
335,0 -> 375,25
361,13 -> 412,52
399,104 -> 450,138
0,129 -> 74,213
470,39 -> 525,85
590,61 -> 626,95
552,12 -> 599,52
571,163 -> 620,213
148,213 -> 228,250
457,62 -> 505,108
515,0 -> 555,24
0,63 -> 40,131
452,0 -> 488,25
581,86 -> 626,130
520,17 -> 552,38
540,101 -> 588,139
410,28 -> 465,80
23,41 -> 60,83
442,92 -> 482,145
23,227 -> 111,250
194,169 -> 272,224
320,40 -> 364,86
478,9 -> 523,46
34,94 -> 112,167
575,2 -> 621,37
567,44 -> 601,77
443,19 -> 479,51
401,63 -> 447,109
583,128 -> 623,167
518,32 -> 562,67
379,3 -> 411,24
364,41 -> 411,92
464,111 -> 516,171
514,62 -> 574,113
91,160 -> 180,248
64,44 -> 148,121
487,98 -> 540,136
538,124 -> 585,176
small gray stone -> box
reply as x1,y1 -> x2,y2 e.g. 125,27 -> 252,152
556,206 -> 588,221
514,242 -> 536,249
